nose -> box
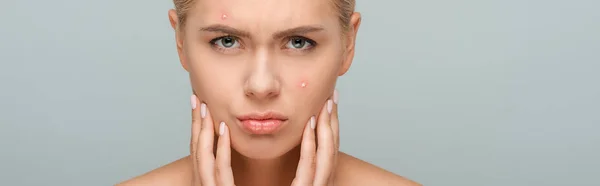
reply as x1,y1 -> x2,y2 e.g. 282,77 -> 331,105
243,50 -> 281,100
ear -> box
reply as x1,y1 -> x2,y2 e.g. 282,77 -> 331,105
168,9 -> 190,72
338,12 -> 362,76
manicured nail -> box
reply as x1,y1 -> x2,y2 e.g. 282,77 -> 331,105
310,116 -> 316,129
327,99 -> 333,114
200,103 -> 207,118
219,122 -> 225,136
333,89 -> 339,104
190,95 -> 197,109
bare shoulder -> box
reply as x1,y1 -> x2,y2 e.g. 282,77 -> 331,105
334,152 -> 422,186
115,153 -> 420,186
116,156 -> 193,186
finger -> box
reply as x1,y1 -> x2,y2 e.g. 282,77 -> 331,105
216,122 -> 235,186
313,100 -> 335,186
332,90 -> 340,151
191,95 -> 201,155
291,116 -> 317,186
198,103 -> 216,186
329,90 -> 340,186
190,95 -> 202,184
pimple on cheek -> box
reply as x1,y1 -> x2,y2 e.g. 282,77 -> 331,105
300,80 -> 308,88
297,76 -> 310,89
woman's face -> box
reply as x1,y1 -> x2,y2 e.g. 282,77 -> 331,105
170,0 -> 359,159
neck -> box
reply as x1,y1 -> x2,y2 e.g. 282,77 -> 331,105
230,146 -> 300,186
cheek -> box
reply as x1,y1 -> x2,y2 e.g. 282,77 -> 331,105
188,58 -> 240,106
293,62 -> 337,90
292,74 -> 336,114
291,55 -> 341,99
299,79 -> 308,88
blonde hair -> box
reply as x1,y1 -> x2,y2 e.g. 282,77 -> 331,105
172,0 -> 355,31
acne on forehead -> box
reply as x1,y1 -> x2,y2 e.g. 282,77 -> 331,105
202,1 -> 336,24
218,9 -> 229,21
210,4 -> 231,21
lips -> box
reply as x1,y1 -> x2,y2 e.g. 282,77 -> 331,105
237,112 -> 288,134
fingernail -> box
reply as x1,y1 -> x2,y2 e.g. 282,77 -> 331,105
310,116 -> 316,129
200,103 -> 207,118
333,89 -> 339,104
190,95 -> 197,109
327,99 -> 333,114
219,122 -> 225,136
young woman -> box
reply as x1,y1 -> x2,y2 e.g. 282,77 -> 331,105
119,0 -> 420,185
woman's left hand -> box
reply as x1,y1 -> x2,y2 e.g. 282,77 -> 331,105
292,90 -> 340,186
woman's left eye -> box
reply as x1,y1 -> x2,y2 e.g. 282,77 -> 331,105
285,37 -> 315,50
211,36 -> 240,49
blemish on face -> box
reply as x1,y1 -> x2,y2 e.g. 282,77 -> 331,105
221,14 -> 228,20
300,81 -> 308,88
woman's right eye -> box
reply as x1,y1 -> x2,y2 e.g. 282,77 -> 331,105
210,36 -> 241,50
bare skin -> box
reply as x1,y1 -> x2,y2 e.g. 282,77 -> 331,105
118,99 -> 420,186
118,0 -> 421,185
118,154 -> 420,186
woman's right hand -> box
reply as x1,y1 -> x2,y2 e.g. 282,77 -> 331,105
190,95 -> 236,186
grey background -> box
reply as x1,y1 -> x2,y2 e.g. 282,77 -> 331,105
1,0 -> 598,185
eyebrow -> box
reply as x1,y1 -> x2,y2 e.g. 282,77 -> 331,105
199,24 -> 325,39
199,24 -> 251,38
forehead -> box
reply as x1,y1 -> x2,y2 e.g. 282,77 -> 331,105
190,0 -> 339,32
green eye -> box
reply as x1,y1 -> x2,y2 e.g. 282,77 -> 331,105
286,37 -> 315,50
211,36 -> 240,49
291,38 -> 306,48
